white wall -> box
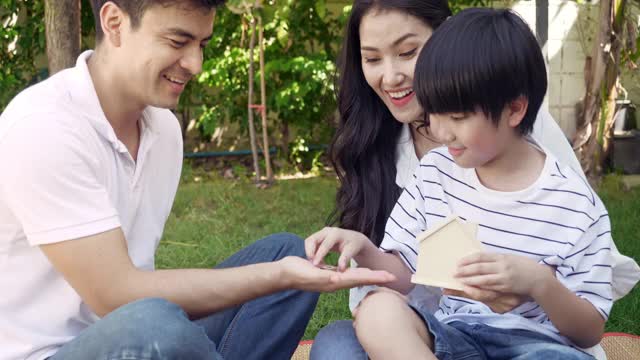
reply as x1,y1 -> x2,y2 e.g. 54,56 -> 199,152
545,0 -> 599,140
502,0 -> 600,140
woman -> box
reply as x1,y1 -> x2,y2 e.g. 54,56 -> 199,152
311,0 -> 640,358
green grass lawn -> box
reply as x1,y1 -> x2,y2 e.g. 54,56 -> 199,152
157,167 -> 640,339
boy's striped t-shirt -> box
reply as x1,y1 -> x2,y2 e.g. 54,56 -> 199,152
379,146 -> 614,346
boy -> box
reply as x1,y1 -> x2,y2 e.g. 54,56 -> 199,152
0,1 -> 394,359
307,8 -> 612,359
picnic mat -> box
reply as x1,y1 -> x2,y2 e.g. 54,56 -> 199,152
290,334 -> 640,360
290,340 -> 312,360
601,333 -> 640,360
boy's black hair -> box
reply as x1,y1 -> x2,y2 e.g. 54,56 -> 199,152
414,8 -> 547,135
90,0 -> 225,43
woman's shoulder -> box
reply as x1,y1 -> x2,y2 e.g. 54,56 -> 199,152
531,108 -> 585,178
394,124 -> 419,187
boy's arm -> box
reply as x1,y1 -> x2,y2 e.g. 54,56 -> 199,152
540,205 -> 614,348
457,206 -> 614,348
40,228 -> 395,318
457,253 -> 607,348
530,272 -> 605,348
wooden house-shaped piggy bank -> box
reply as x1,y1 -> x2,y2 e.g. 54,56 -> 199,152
411,215 -> 483,291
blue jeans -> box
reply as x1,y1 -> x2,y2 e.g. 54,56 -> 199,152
310,321 -> 367,360
50,233 -> 319,360
311,314 -> 595,360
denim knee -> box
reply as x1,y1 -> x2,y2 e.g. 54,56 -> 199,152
310,320 -> 367,360
103,298 -> 217,359
108,298 -> 187,326
258,232 -> 306,258
521,344 -> 595,360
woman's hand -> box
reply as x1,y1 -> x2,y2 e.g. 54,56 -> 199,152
305,227 -> 371,271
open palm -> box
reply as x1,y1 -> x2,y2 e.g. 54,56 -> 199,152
279,256 -> 396,293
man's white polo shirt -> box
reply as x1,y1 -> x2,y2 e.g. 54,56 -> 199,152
0,51 -> 183,360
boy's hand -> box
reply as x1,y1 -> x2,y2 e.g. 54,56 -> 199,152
305,227 -> 371,272
453,252 -> 552,296
443,288 -> 526,314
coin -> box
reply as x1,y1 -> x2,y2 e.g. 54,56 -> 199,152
318,264 -> 338,271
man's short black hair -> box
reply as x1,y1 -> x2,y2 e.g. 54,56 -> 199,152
414,8 -> 547,136
90,0 -> 225,43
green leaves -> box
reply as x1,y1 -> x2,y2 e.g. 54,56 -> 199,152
0,0 -> 96,111
226,0 -> 255,15
194,2 -> 340,146
275,21 -> 289,48
0,0 -> 46,111
315,0 -> 327,20
448,0 -> 492,14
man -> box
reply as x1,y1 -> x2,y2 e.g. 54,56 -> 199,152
0,1 -> 394,359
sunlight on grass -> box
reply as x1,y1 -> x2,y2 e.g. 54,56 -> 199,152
276,172 -> 324,180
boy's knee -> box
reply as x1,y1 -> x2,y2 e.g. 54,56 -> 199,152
354,291 -> 407,337
358,291 -> 406,316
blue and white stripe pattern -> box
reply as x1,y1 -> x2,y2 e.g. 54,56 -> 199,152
379,146 -> 614,346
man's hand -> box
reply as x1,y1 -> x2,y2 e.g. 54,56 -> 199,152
305,227 -> 371,271
278,256 -> 396,292
454,252 -> 551,296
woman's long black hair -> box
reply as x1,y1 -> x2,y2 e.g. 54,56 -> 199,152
329,0 -> 452,246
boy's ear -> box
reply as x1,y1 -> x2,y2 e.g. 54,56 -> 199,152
100,2 -> 127,47
506,96 -> 529,128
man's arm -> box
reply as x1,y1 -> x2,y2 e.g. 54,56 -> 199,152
41,228 -> 395,318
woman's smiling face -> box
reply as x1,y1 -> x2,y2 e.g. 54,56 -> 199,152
359,9 -> 433,124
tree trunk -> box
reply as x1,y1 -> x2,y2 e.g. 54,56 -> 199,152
280,120 -> 290,159
44,0 -> 81,75
247,15 -> 262,183
180,106 -> 190,141
258,15 -> 274,183
573,0 -> 627,180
